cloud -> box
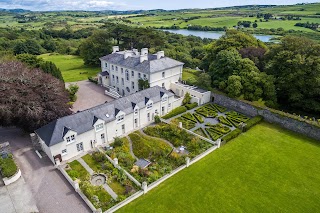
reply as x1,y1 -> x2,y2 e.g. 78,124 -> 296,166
0,0 -> 128,11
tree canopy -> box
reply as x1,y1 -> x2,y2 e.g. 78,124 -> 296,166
0,60 -> 71,131
265,36 -> 320,113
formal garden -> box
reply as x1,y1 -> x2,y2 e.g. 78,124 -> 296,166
65,151 -> 139,211
105,127 -> 212,185
166,103 -> 252,142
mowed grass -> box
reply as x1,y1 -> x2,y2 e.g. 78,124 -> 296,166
118,122 -> 320,212
39,53 -> 100,82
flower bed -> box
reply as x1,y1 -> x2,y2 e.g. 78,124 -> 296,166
181,112 -> 198,123
171,117 -> 196,129
211,104 -> 227,113
82,152 -> 137,198
65,160 -> 114,211
143,123 -> 212,158
193,113 -> 204,123
193,127 -> 208,138
195,106 -> 218,118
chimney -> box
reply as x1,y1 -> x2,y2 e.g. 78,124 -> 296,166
112,46 -> 119,53
157,51 -> 165,59
141,48 -> 148,56
132,49 -> 139,56
140,55 -> 148,63
124,51 -> 131,59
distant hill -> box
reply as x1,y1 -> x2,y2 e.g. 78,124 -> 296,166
0,8 -> 31,13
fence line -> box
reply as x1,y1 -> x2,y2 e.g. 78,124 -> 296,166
104,191 -> 144,213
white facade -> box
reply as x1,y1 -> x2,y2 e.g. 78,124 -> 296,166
99,47 -> 183,96
37,92 -> 174,164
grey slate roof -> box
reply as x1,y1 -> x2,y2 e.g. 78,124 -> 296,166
35,86 -> 174,147
99,53 -> 184,74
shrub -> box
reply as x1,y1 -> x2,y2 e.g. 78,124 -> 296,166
92,152 -> 106,162
162,106 -> 187,119
154,115 -> 161,123
221,129 -> 242,143
182,92 -> 192,105
113,137 -> 124,147
0,155 -> 18,178
243,115 -> 263,132
193,113 -> 204,123
66,84 -> 79,102
185,102 -> 198,110
88,76 -> 98,84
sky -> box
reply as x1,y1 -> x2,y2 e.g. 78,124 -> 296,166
0,0 -> 319,11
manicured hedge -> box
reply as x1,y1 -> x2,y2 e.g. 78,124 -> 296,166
162,106 -> 187,119
221,129 -> 242,143
185,102 -> 198,110
0,155 -> 18,178
243,115 -> 263,132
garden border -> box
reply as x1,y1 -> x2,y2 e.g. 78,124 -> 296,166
3,168 -> 21,186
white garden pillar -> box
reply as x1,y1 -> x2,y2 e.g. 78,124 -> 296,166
186,157 -> 190,167
74,181 -> 80,192
113,158 -> 118,165
217,139 -> 221,148
95,209 -> 102,213
179,122 -> 183,128
142,181 -> 148,194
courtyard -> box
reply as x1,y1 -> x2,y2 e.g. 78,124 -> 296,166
65,80 -> 114,112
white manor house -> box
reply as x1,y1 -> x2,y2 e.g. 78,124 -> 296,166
34,47 -> 211,164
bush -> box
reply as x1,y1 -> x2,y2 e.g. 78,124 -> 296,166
0,155 -> 18,178
92,152 -> 106,162
185,102 -> 198,110
66,84 -> 79,102
88,76 -> 98,84
113,137 -> 124,147
243,115 -> 263,132
221,129 -> 242,143
182,92 -> 192,105
162,106 -> 187,119
154,115 -> 161,123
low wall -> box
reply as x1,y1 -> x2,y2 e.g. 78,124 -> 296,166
212,92 -> 320,141
58,166 -> 76,189
105,191 -> 144,213
3,169 -> 21,185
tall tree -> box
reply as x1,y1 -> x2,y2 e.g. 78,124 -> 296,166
0,60 -> 71,131
79,30 -> 113,66
265,36 -> 320,113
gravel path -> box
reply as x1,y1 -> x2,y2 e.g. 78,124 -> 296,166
77,158 -> 94,175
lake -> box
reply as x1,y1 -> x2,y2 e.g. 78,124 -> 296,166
162,29 -> 276,42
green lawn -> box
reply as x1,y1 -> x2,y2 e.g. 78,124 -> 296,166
118,122 -> 320,212
39,53 -> 100,82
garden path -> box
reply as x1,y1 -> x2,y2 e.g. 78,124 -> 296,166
77,158 -> 118,200
102,184 -> 118,200
77,158 -> 94,175
125,136 -> 138,160
139,129 -> 175,148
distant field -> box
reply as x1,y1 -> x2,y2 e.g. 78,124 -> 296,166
39,54 -> 100,82
118,122 -> 320,212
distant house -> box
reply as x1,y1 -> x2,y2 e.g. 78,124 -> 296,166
98,46 -> 184,97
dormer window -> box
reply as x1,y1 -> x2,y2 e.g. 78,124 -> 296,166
95,123 -> 104,132
66,135 -> 75,144
162,71 -> 165,78
147,103 -> 153,110
162,96 -> 167,102
134,109 -> 138,115
143,74 -> 147,79
131,70 -> 134,77
117,115 -> 124,122
105,62 -> 108,68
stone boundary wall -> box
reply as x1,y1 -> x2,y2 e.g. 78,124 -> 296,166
212,93 -> 320,141
3,168 -> 21,185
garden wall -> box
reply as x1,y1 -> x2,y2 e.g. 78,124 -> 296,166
212,92 -> 320,141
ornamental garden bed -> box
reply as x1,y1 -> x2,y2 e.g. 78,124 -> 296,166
82,152 -> 138,198
65,160 -> 114,211
0,154 -> 18,179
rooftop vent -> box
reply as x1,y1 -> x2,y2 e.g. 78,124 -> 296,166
157,51 -> 165,59
105,114 -> 109,118
112,46 -> 119,53
141,48 -> 148,56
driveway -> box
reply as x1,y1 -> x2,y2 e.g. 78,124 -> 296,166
0,127 -> 91,213
66,80 -> 114,112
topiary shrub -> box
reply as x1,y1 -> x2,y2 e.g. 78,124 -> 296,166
221,128 -> 242,143
185,102 -> 198,110
154,115 -> 161,123
162,106 -> 187,119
